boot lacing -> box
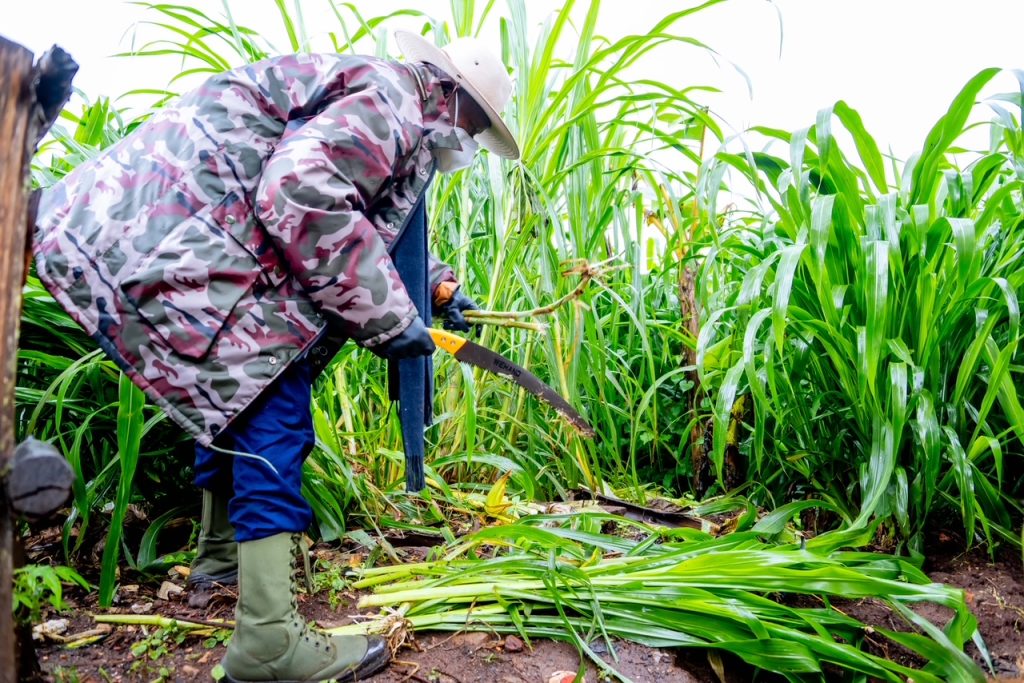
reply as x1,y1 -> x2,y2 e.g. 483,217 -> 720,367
288,534 -> 332,652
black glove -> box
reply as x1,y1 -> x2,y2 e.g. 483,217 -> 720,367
433,288 -> 480,333
371,317 -> 436,359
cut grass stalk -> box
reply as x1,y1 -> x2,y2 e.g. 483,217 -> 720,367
94,614 -> 233,630
343,516 -> 985,682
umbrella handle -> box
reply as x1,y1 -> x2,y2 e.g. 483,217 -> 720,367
428,328 -> 467,355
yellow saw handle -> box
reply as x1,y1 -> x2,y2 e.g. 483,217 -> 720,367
428,328 -> 467,355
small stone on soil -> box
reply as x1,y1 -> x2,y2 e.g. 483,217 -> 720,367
452,631 -> 491,649
157,580 -> 184,600
504,634 -> 524,652
548,671 -> 583,683
33,618 -> 69,641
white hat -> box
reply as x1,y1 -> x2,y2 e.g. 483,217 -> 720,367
395,31 -> 520,160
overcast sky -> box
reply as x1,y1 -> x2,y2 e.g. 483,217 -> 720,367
5,0 -> 1023,160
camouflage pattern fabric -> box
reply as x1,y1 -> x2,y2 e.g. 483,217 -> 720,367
33,54 -> 463,445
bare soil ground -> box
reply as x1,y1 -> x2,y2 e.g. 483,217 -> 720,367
32,586 -> 715,683
24,536 -> 1024,683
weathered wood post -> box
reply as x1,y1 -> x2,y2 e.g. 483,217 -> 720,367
0,36 -> 36,683
0,36 -> 77,682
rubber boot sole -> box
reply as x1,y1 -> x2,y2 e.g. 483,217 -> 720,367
187,570 -> 238,587
223,637 -> 390,683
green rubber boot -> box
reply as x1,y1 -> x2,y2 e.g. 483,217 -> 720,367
222,533 -> 390,683
188,489 -> 238,588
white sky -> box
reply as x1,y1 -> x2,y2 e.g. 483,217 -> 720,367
4,0 -> 1023,161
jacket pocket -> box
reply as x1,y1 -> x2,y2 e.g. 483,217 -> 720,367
119,208 -> 261,361
211,191 -> 288,288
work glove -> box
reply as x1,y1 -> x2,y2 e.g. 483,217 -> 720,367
371,317 -> 436,359
433,288 -> 480,333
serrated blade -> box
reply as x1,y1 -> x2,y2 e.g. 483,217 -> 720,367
429,328 -> 596,438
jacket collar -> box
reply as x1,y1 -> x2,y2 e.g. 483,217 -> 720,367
407,62 -> 460,151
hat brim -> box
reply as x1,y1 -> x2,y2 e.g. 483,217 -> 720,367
395,31 -> 520,160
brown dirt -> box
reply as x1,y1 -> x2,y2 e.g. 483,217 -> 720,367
926,548 -> 1024,678
33,583 -> 713,683
26,541 -> 1024,682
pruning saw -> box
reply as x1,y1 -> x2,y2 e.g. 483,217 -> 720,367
429,328 -> 596,438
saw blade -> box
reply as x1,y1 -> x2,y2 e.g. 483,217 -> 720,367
429,328 -> 596,438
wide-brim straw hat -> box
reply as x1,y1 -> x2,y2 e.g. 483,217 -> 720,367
395,30 -> 520,159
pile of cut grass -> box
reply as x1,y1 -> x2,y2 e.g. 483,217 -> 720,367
336,514 -> 987,682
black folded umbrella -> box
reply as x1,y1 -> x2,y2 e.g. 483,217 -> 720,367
388,188 -> 432,492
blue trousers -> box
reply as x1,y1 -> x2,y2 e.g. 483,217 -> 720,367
193,354 -> 315,543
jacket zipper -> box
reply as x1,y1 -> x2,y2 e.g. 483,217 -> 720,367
387,163 -> 435,255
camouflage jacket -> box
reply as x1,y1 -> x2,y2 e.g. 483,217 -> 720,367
33,54 -> 464,445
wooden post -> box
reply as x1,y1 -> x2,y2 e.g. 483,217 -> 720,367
0,37 -> 36,683
0,36 -> 77,682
